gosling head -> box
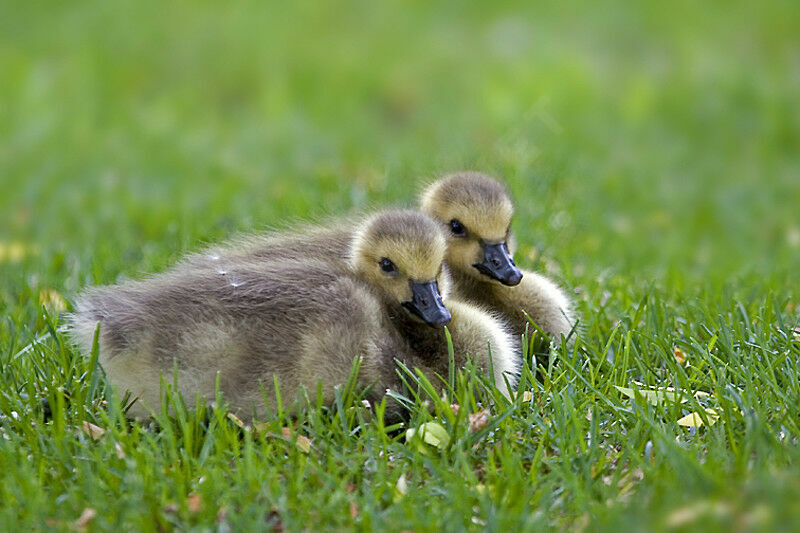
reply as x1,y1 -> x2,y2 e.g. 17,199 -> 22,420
349,210 -> 451,328
420,172 -> 523,287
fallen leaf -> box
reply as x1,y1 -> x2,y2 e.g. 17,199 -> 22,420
80,421 -> 105,441
677,409 -> 719,427
252,421 -> 271,432
295,434 -> 312,453
187,493 -> 203,513
393,473 -> 408,503
74,508 -> 96,529
673,347 -> 686,366
349,501 -> 359,519
521,390 -> 533,402
114,442 -> 125,458
615,386 -> 680,405
405,422 -> 449,449
39,288 -> 67,312
468,410 -> 489,432
616,385 -> 709,405
279,427 -> 311,453
449,403 -> 460,415
227,412 -> 246,428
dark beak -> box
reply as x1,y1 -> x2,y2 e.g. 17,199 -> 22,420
472,242 -> 523,286
402,281 -> 451,327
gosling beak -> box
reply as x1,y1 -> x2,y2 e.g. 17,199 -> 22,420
402,281 -> 451,327
473,242 -> 523,286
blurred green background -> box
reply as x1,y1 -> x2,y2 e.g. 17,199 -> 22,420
1,1 -> 800,528
2,0 -> 798,301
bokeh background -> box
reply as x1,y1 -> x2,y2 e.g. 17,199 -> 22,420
2,0 -> 798,299
1,1 -> 800,528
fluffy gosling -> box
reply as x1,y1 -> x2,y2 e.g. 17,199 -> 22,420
421,172 -> 577,354
70,210 -> 516,421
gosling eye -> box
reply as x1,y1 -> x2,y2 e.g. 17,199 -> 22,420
449,219 -> 466,237
379,257 -> 398,275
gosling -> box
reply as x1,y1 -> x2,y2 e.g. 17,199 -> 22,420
420,172 -> 577,356
69,210 -> 517,421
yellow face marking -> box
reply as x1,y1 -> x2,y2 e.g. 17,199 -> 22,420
420,174 -> 516,278
349,211 -> 449,303
424,196 -> 513,243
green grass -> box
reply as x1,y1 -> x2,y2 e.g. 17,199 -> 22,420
2,0 -> 799,530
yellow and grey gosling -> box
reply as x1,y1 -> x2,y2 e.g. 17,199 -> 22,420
421,172 -> 577,353
181,212 -> 519,391
69,210 -> 517,421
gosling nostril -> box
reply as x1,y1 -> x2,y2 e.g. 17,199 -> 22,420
420,297 -> 429,307
491,257 -> 501,268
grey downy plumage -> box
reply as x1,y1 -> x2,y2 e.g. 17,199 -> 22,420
69,209 -> 517,421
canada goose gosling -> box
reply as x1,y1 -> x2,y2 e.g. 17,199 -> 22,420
70,210 -> 514,419
420,172 -> 576,350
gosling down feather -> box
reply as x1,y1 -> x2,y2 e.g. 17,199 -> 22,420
421,172 -> 577,354
70,210 -> 517,421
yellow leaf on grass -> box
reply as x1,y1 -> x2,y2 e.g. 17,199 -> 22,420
615,386 -> 680,405
80,421 -> 105,440
259,427 -> 312,453
227,412 -> 246,428
393,473 -> 408,503
39,288 -> 67,312
616,385 -> 710,405
677,409 -> 719,427
295,435 -> 312,453
405,422 -> 449,449
281,427 -> 312,453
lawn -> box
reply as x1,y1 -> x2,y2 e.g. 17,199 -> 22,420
1,0 -> 799,530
